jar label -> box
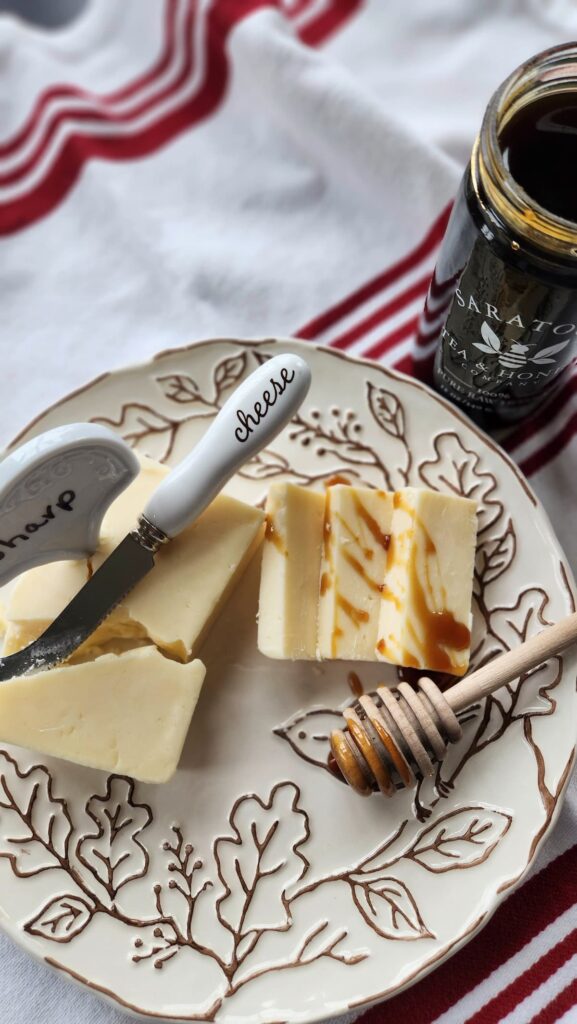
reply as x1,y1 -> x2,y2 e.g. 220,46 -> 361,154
434,236 -> 577,414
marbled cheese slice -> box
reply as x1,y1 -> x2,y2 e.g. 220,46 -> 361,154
0,647 -> 206,782
376,488 -> 477,676
4,455 -> 265,662
258,482 -> 325,659
317,485 -> 393,659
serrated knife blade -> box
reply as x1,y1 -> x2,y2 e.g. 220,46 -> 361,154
0,532 -> 156,681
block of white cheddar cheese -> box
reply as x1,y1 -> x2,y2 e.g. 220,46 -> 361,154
258,482 -> 325,659
0,647 -> 206,782
317,485 -> 393,659
4,454 -> 265,662
376,488 -> 477,676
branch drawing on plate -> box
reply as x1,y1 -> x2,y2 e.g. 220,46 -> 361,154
90,347 -> 414,491
91,352 -> 249,463
0,758 -> 512,1017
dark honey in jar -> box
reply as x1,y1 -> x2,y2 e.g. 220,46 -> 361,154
428,44 -> 577,425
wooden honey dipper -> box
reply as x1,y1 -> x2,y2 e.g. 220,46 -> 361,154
330,612 -> 577,796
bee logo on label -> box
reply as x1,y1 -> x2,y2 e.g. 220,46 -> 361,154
474,321 -> 571,369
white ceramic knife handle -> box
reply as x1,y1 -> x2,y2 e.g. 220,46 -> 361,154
143,353 -> 311,538
0,424 -> 139,587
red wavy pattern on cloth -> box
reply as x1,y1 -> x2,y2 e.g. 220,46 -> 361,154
0,0 -> 362,235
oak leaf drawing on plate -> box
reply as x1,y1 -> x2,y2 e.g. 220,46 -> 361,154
418,432 -> 503,534
490,588 -> 554,652
215,782 -> 309,937
77,776 -> 152,901
475,519 -> 517,590
0,751 -> 72,877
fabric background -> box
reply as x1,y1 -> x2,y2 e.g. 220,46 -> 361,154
0,1 -> 576,1021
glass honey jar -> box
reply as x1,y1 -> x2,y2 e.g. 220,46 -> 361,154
429,43 -> 577,426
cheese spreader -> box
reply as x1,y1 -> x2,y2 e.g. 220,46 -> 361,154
0,353 -> 311,680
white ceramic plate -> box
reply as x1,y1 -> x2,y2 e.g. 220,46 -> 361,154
1,338 -> 576,1023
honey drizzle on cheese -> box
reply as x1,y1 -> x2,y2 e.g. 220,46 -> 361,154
325,491 -> 388,655
323,494 -> 333,564
341,549 -> 381,592
382,491 -> 470,674
379,584 -> 402,611
325,474 -> 352,487
336,595 -> 370,628
334,511 -> 373,561
264,516 -> 287,556
353,495 -> 391,552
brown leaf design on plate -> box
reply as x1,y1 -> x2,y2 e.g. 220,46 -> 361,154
214,353 -> 248,400
0,751 -> 72,876
475,519 -> 516,590
156,373 -> 202,404
472,696 -> 509,747
273,708 -> 343,773
408,807 -> 512,872
512,657 -> 563,719
239,449 -> 291,480
490,588 -> 553,651
469,601 -> 505,671
251,350 -> 273,366
215,782 -> 309,936
418,432 -> 503,534
25,894 -> 94,943
93,405 -> 176,462
366,383 -> 405,440
77,776 -> 152,900
350,876 -> 432,941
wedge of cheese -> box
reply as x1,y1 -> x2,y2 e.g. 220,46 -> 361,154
0,647 -> 205,782
376,488 -> 477,676
4,455 -> 265,662
317,485 -> 393,659
258,482 -> 325,659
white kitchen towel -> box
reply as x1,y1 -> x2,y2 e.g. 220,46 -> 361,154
1,2 -> 577,1023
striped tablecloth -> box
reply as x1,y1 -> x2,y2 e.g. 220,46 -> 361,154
0,2 -> 576,1022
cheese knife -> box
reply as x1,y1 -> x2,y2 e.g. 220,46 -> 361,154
0,352 -> 311,680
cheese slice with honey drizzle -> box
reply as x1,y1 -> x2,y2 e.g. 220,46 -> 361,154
258,482 -> 325,659
317,485 -> 393,659
376,488 -> 477,676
